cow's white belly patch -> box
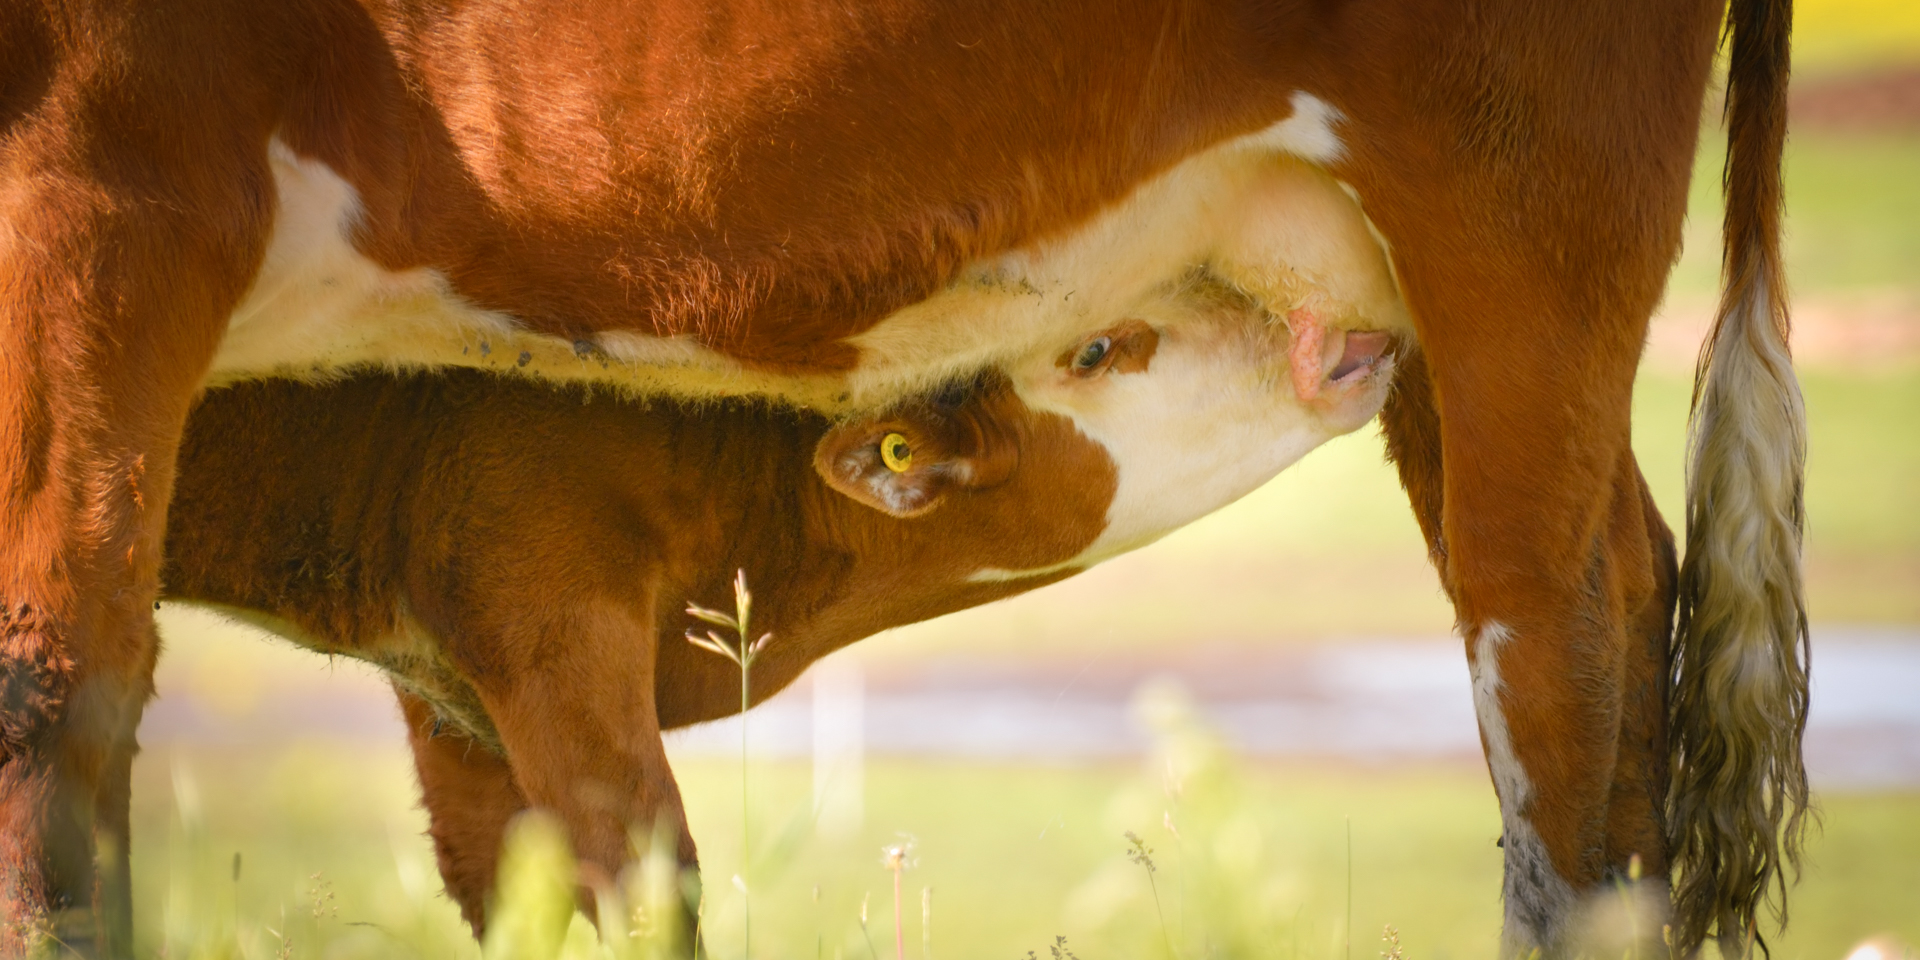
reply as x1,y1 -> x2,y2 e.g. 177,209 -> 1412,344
223,92 -> 1399,406
216,139 -> 505,383
215,139 -> 846,405
225,94 -> 1410,568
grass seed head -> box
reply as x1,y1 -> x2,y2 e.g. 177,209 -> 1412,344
1381,924 -> 1404,960
1124,831 -> 1157,873
882,836 -> 918,873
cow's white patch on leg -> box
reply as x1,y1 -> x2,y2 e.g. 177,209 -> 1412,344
1471,621 -> 1578,955
1473,622 -> 1529,807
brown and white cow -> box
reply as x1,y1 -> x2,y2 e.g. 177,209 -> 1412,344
1,0 -> 1805,955
159,279 -> 1395,937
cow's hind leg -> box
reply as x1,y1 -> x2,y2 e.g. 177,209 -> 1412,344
1348,41 -> 1726,946
1382,344 -> 1677,950
1382,345 -> 1677,956
1339,3 -> 1723,950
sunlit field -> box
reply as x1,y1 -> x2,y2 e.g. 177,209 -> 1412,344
133,736 -> 1920,959
124,6 -> 1919,958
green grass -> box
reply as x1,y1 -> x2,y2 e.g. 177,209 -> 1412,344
1671,133 -> 1920,299
132,744 -> 467,959
129,737 -> 1920,960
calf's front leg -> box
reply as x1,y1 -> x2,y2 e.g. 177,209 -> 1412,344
448,601 -> 698,937
396,688 -> 526,936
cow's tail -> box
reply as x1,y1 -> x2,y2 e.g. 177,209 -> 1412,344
1667,0 -> 1809,954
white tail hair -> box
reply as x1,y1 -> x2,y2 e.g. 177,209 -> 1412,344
1667,0 -> 1810,953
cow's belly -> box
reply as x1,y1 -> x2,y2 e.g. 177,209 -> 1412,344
213,139 -> 851,406
219,93 -> 1409,415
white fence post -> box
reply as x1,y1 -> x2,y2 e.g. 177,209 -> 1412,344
811,656 -> 865,839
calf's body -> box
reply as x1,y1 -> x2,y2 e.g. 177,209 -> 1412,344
162,373 -> 1093,929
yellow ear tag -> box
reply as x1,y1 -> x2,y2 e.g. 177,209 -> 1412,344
880,433 -> 913,473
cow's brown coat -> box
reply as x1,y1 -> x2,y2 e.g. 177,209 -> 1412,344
0,0 -> 1803,954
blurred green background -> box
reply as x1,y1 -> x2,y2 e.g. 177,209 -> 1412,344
136,3 -> 1919,958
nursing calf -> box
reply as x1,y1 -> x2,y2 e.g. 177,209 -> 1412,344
159,303 -> 1395,934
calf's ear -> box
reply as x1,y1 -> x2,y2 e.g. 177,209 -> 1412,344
813,403 -> 1017,518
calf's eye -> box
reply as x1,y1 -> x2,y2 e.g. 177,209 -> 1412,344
880,433 -> 913,473
1072,336 -> 1111,372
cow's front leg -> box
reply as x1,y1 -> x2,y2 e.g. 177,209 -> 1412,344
0,103 -> 272,959
447,602 -> 698,941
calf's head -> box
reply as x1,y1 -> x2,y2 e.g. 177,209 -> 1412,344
810,283 -> 1398,583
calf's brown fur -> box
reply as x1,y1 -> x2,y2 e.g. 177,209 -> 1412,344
160,370 -> 1116,933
